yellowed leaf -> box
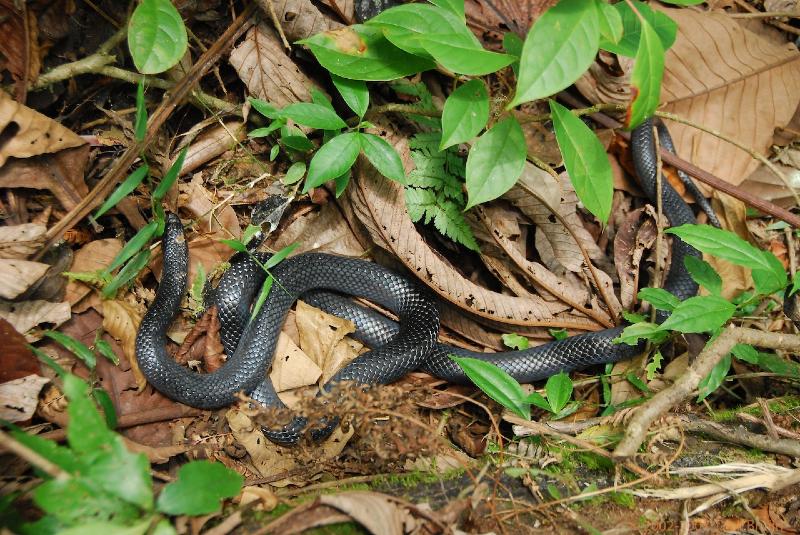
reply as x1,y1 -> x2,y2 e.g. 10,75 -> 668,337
102,299 -> 145,390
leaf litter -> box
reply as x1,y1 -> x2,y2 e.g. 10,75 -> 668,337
2,0 -> 800,532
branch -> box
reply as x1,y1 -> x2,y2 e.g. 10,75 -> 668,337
614,326 -> 800,457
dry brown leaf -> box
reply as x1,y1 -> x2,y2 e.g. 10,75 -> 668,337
267,0 -> 344,41
0,92 -> 89,210
0,259 -> 49,299
64,239 -> 123,306
271,203 -> 368,257
0,223 -> 46,259
230,23 -> 320,108
177,121 -> 246,177
0,299 -> 71,341
613,207 -> 658,310
609,356 -> 646,407
0,374 -> 49,422
239,485 -> 279,511
0,318 -> 40,382
319,492 -> 410,535
581,7 -> 800,186
270,333 -> 322,392
296,300 -> 362,383
179,176 -> 241,239
345,124 -> 600,330
740,162 -> 799,208
319,0 -> 355,24
102,299 -> 145,390
0,0 -> 41,94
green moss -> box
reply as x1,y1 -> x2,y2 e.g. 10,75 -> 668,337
712,395 -> 800,422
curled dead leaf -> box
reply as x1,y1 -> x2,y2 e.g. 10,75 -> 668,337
0,299 -> 71,341
102,299 -> 145,390
0,223 -> 46,259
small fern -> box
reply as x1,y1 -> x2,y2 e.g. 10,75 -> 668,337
391,84 -> 479,251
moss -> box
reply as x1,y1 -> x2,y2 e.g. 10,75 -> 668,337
712,395 -> 800,423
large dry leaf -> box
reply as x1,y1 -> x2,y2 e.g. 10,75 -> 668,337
319,0 -> 355,24
0,317 -> 41,382
0,374 -> 49,422
267,0 -> 343,41
580,7 -> 800,186
230,23 -> 319,108
0,258 -> 49,299
270,332 -> 322,392
0,299 -> 71,341
271,203 -> 368,257
0,223 -> 46,259
740,162 -> 799,208
0,92 -> 88,210
0,0 -> 41,91
296,300 -> 362,383
178,121 -> 246,177
345,124 -> 603,331
319,492 -> 410,535
64,239 -> 123,305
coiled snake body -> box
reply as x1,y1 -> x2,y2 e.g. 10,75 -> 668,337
135,119 -> 703,444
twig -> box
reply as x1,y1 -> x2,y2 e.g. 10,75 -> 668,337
736,411 -> 800,440
729,11 -> 800,19
36,3 -> 257,257
614,326 -> 800,457
756,398 -> 780,440
556,93 -> 800,229
0,429 -> 69,480
679,416 -> 800,457
256,0 -> 291,51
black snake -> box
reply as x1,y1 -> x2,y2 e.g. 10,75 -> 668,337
135,118 -> 706,444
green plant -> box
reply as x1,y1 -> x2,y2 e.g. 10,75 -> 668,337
1,356 -> 242,534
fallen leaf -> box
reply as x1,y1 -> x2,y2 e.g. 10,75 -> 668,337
740,162 -> 799,209
0,299 -> 71,341
319,491 -> 409,535
0,0 -> 41,96
0,223 -> 46,259
0,374 -> 49,422
102,299 -> 145,390
179,176 -> 240,239
0,259 -> 49,299
230,23 -> 319,109
270,332 -> 322,392
64,238 -> 123,305
0,318 -> 40,382
613,207 -> 658,309
296,300 -> 361,383
270,0 -> 344,41
177,121 -> 246,177
239,485 -> 279,511
271,203 -> 367,258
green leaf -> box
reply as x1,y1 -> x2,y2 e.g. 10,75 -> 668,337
684,256 -> 722,296
106,220 -> 159,275
153,147 -> 187,201
551,401 -> 581,420
622,311 -> 646,323
626,19 -> 664,130
698,354 -> 731,401
658,295 -> 735,334
249,98 -> 280,119
645,351 -> 663,380
280,102 -> 347,130
92,388 -> 117,429
263,243 -> 298,270
596,0 -> 623,44
660,0 -> 705,5
63,374 -> 114,452
666,225 -> 787,295
549,328 -> 568,341
59,519 -> 151,535
83,437 -> 153,511
599,0 -> 677,57
465,117 -> 526,208
440,80 -> 489,150
331,74 -> 369,118
220,239 -> 247,253
9,428 -> 79,473
334,171 -> 351,197
523,391 -> 552,412
450,356 -> 530,419
502,32 -> 523,76
156,461 -> 243,515
310,86 -> 335,111
94,338 -> 119,365
134,81 -> 147,142
549,100 -> 613,223
280,125 -> 314,152
190,263 -> 207,306
637,287 -> 680,311
250,275 -> 274,319
790,271 -> 800,297
625,373 -> 650,394
269,145 -> 280,161
305,132 -> 362,191
545,372 -> 573,413
428,0 -> 464,19
299,25 -> 434,81
127,0 -> 188,74
419,36 -> 513,75
755,352 -> 800,377
360,133 -> 405,183
614,322 -> 668,346
405,188 -> 479,251
33,477 -> 139,527
731,343 -> 758,364
283,161 -> 306,185
502,333 -> 529,350
94,165 -> 149,220
249,120 -> 284,138
510,0 -> 599,107
102,249 -> 151,298
44,331 -> 96,370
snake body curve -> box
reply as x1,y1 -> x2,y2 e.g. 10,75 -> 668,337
135,119 -> 701,444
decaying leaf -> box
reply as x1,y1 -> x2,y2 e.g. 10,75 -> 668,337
0,91 -> 89,210
267,0 -> 344,41
319,491 -> 410,535
230,23 -> 320,108
179,176 -> 241,239
0,318 -> 41,382
614,207 -> 658,310
740,162 -> 800,209
0,299 -> 71,341
0,259 -> 50,299
270,333 -> 322,392
0,223 -> 46,259
102,299 -> 145,390
0,0 -> 42,93
0,374 -> 50,422
296,300 -> 362,383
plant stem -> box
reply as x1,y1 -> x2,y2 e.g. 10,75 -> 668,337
0,429 -> 69,480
